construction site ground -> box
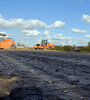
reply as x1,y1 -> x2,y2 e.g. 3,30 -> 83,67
0,50 -> 90,100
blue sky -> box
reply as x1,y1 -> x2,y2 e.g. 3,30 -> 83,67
0,0 -> 90,47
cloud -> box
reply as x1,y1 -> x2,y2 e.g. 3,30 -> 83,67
0,14 -> 48,29
38,31 -> 72,46
0,14 -> 66,30
20,20 -> 48,30
52,36 -> 72,45
51,34 -> 62,40
43,33 -> 62,40
43,30 -> 50,35
76,38 -> 88,45
22,29 -> 40,37
50,21 -> 66,28
61,37 -> 72,40
43,32 -> 72,41
72,28 -> 88,33
43,35 -> 52,40
82,14 -> 90,23
85,35 -> 90,38
0,17 -> 48,30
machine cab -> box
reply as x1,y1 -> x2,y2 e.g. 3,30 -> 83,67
41,40 -> 48,46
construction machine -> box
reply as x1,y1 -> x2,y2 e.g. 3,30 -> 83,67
0,33 -> 16,49
34,40 -> 55,50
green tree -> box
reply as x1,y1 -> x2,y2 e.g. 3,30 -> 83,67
88,42 -> 90,47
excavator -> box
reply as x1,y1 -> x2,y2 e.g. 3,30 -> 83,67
0,33 -> 16,49
34,40 -> 55,50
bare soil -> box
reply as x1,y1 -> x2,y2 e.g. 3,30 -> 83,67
0,50 -> 90,100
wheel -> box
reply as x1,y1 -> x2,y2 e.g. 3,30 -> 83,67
35,48 -> 37,50
39,48 -> 41,50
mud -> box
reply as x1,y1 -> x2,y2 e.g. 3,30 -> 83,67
0,50 -> 90,100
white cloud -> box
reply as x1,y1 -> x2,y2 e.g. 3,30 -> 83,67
25,37 -> 30,39
43,33 -> 62,40
72,28 -> 88,33
52,35 -> 72,45
0,15 -> 48,29
85,35 -> 90,38
43,35 -> 52,40
20,20 -> 48,30
61,37 -> 72,40
0,18 -> 23,29
43,32 -> 72,41
51,34 -> 62,40
82,14 -> 90,23
76,38 -> 88,45
43,30 -> 50,35
50,21 -> 66,28
22,30 -> 40,37
0,14 -> 66,30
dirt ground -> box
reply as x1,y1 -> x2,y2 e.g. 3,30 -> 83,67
0,50 -> 90,100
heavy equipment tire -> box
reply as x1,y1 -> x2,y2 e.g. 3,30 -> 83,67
35,48 -> 38,50
10,44 -> 16,49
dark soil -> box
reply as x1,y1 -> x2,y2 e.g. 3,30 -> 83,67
0,50 -> 90,100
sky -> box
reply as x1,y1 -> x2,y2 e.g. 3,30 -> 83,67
0,0 -> 90,47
